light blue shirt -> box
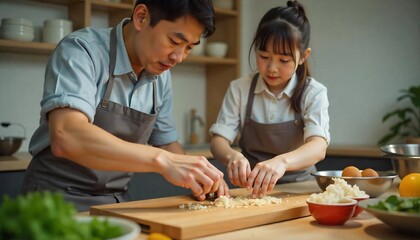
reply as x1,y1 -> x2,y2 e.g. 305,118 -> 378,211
209,72 -> 330,144
29,19 -> 179,155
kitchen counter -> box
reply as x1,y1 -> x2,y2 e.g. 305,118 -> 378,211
0,152 -> 31,172
127,180 -> 414,240
0,145 -> 384,172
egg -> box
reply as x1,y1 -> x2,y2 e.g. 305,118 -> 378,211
342,166 -> 362,177
361,168 -> 379,177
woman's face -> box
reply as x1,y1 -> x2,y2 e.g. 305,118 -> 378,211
256,40 -> 306,95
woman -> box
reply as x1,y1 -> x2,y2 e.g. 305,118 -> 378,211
210,1 -> 330,198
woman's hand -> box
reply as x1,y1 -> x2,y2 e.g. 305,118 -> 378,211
246,158 -> 286,198
245,137 -> 328,198
227,153 -> 251,188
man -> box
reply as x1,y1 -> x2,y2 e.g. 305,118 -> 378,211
22,0 -> 228,212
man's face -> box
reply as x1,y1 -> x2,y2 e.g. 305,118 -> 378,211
134,15 -> 203,75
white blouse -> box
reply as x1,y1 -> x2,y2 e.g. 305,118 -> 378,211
209,72 -> 330,145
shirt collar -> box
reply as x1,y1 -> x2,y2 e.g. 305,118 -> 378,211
283,73 -> 298,97
254,72 -> 298,98
113,18 -> 158,82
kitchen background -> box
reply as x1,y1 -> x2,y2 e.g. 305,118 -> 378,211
0,0 -> 419,154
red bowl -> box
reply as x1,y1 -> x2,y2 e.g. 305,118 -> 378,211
351,195 -> 370,217
306,199 -> 357,226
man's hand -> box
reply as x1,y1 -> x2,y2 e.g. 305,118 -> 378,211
157,154 -> 224,201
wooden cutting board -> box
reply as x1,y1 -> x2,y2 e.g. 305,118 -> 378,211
90,187 -> 311,239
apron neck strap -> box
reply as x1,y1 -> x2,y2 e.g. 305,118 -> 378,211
245,73 -> 259,119
103,27 -> 118,101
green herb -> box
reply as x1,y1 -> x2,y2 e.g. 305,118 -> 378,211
0,192 -> 123,240
368,195 -> 420,213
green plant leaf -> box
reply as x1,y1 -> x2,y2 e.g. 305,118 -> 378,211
382,110 -> 401,122
378,132 -> 399,145
378,84 -> 420,144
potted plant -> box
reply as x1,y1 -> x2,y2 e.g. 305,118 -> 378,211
378,85 -> 420,145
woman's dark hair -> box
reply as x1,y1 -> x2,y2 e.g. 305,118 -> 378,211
249,0 -> 310,113
133,0 -> 215,37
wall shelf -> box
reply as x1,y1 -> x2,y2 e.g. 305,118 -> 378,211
0,39 -> 55,55
0,39 -> 238,66
1,0 -> 242,144
91,0 -> 134,12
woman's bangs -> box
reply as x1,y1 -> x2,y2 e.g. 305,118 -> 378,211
256,21 -> 297,58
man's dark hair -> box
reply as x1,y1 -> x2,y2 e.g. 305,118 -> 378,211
134,0 -> 215,37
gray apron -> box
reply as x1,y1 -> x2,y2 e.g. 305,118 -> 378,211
22,27 -> 158,212
239,73 -> 315,183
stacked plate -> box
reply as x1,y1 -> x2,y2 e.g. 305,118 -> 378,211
0,18 -> 34,42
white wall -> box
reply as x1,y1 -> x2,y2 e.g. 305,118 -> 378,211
241,0 -> 420,146
1,0 -> 419,154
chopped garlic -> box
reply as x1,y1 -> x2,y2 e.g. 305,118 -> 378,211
179,195 -> 283,210
179,202 -> 210,210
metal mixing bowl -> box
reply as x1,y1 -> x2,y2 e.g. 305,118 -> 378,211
0,136 -> 24,156
311,170 -> 398,198
380,144 -> 420,179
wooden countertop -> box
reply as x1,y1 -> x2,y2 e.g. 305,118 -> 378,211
191,180 -> 414,240
0,145 -> 383,172
140,180 -> 413,239
0,152 -> 31,172
121,180 -> 415,240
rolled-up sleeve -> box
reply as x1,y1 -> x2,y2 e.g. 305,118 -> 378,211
41,36 -> 99,123
302,82 -> 330,144
209,81 -> 242,144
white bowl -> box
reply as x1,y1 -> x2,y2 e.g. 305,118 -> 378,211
1,29 -> 34,42
359,197 -> 420,234
44,19 -> 73,31
206,42 -> 228,58
1,25 -> 34,35
76,216 -> 140,240
213,0 -> 234,9
43,26 -> 71,44
1,18 -> 33,27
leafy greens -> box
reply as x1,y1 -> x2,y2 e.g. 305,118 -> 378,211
0,192 -> 123,240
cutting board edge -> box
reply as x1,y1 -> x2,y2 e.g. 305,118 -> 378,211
91,204 -> 310,239
177,205 -> 311,239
